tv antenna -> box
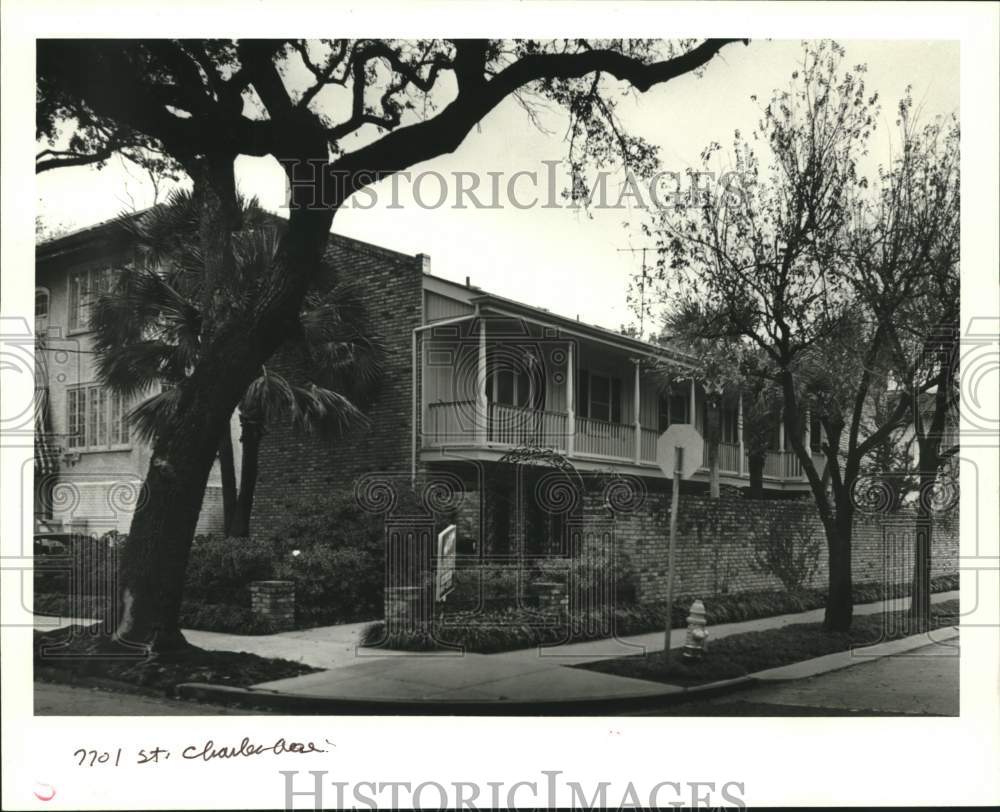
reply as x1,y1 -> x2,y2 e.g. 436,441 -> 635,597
617,246 -> 658,338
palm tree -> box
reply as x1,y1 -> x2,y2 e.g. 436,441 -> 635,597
92,191 -> 382,537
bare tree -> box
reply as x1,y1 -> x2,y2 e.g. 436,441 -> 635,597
840,98 -> 960,623
646,42 -> 928,631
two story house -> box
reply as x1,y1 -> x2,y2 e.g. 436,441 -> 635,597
34,219 -> 228,536
36,214 -> 818,548
248,239 -> 824,556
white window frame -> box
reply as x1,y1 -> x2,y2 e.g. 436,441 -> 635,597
67,384 -> 131,451
35,287 -> 50,334
68,265 -> 114,333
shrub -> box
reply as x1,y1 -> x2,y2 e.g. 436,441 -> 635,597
178,492 -> 387,628
446,565 -> 530,611
178,601 -> 285,635
748,510 -> 822,592
34,592 -> 107,618
270,491 -> 386,625
183,535 -> 277,605
275,544 -> 383,625
362,572 -> 960,654
445,551 -> 638,613
535,549 -> 639,607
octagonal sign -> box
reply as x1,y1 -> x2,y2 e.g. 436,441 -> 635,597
657,424 -> 704,479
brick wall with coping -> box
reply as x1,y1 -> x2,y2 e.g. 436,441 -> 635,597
584,491 -> 959,604
448,482 -> 958,607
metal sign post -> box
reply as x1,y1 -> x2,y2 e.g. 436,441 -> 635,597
664,447 -> 683,660
656,422 -> 703,660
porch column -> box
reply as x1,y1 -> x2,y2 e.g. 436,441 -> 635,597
566,340 -> 575,457
476,317 -> 487,444
803,407 -> 811,480
420,333 -> 429,445
738,392 -> 746,476
633,359 -> 641,464
778,408 -> 785,452
689,378 -> 696,426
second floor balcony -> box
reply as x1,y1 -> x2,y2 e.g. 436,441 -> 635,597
416,313 -> 825,489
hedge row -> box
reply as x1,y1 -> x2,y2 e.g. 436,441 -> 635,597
362,573 -> 959,653
33,492 -> 386,632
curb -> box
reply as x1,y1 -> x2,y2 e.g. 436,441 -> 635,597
749,625 -> 960,682
176,626 -> 960,714
174,675 -> 756,715
34,666 -> 180,700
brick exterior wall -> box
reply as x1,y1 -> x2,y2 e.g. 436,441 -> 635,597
447,471 -> 958,608
579,491 -> 959,604
251,236 -> 425,537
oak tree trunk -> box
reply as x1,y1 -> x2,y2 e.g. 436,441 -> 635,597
910,470 -> 935,626
111,166 -> 338,650
113,373 -> 248,650
822,509 -> 854,631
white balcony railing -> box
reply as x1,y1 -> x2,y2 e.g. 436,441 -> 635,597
640,427 -> 659,464
575,416 -> 633,460
423,401 -> 814,483
718,441 -> 741,473
486,402 -> 567,448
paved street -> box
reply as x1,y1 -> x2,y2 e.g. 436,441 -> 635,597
35,682 -> 277,716
630,641 -> 960,716
36,638 -> 958,716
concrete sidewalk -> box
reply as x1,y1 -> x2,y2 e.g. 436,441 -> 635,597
250,650 -> 686,704
33,615 -> 377,671
495,590 -> 960,666
36,591 -> 959,709
34,590 -> 959,674
237,591 -> 958,705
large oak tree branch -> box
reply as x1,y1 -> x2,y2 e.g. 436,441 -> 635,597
331,39 -> 743,189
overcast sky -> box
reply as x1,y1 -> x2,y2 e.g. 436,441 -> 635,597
36,39 -> 959,335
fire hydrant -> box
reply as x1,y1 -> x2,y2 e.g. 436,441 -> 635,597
682,599 -> 709,660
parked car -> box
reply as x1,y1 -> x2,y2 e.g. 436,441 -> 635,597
33,532 -> 78,556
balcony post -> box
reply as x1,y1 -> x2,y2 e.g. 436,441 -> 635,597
738,392 -> 746,476
803,406 -> 811,479
476,317 -> 487,445
689,377 -> 696,426
633,359 -> 641,464
420,332 -> 428,444
566,340 -> 575,457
